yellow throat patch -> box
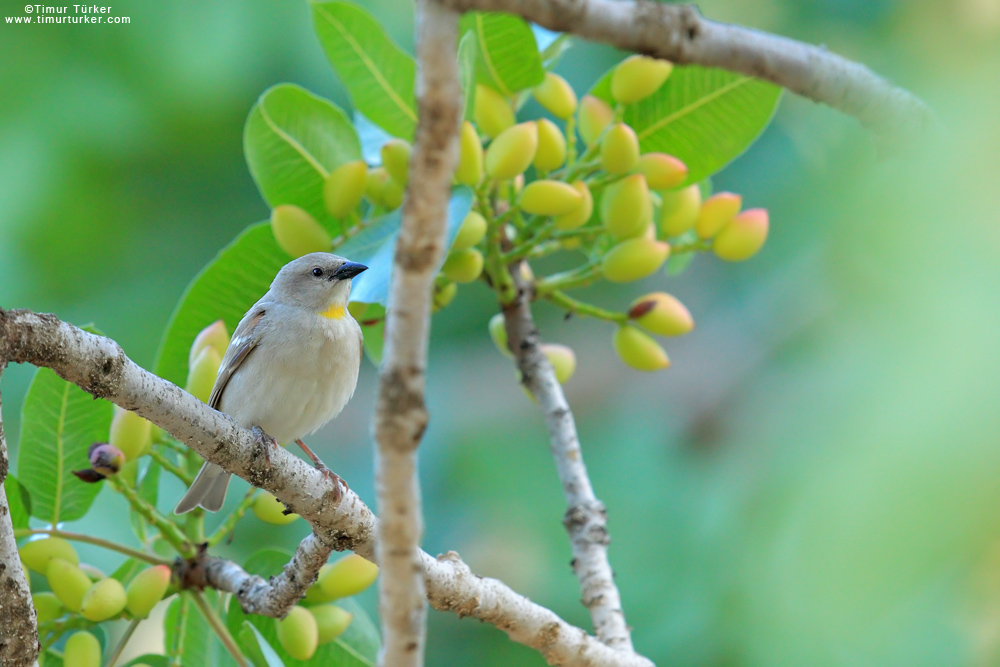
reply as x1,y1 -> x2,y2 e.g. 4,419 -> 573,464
319,304 -> 345,320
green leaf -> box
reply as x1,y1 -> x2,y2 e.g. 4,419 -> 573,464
110,558 -> 145,586
129,458 -> 160,542
590,64 -> 781,184
122,656 -> 170,667
339,188 -> 474,306
240,621 -> 286,667
165,593 -> 227,667
154,222 -> 286,387
4,475 -> 30,530
311,1 -> 417,140
539,33 -> 573,71
458,32 -> 478,122
17,367 -> 113,525
354,112 -> 392,166
460,12 -> 544,96
245,83 -> 361,236
360,317 -> 385,367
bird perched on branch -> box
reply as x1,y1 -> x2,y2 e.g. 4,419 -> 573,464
174,252 -> 368,514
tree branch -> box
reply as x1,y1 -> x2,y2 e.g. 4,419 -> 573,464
0,308 -> 646,666
501,265 -> 635,652
0,361 -> 40,667
439,0 -> 933,147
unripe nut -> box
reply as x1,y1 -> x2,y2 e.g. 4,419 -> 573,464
452,211 -> 487,251
310,604 -> 354,645
253,493 -> 299,526
323,160 -> 368,218
695,192 -> 742,239
602,174 -> 652,239
489,313 -> 511,358
20,536 -> 78,574
713,208 -> 769,261
474,84 -> 515,139
441,248 -> 484,284
628,292 -> 694,336
600,123 -> 640,175
659,184 -> 702,237
611,55 -> 673,104
318,554 -> 379,600
637,153 -> 688,190
186,346 -> 222,404
578,95 -> 614,145
541,344 -> 577,383
126,565 -> 171,618
64,631 -> 101,667
189,320 -> 229,367
432,281 -> 458,312
519,180 -> 583,217
485,122 -> 538,181
553,182 -> 593,231
277,605 -> 319,661
532,72 -> 577,119
33,592 -> 64,625
47,558 -> 93,612
109,408 -> 153,461
455,121 -> 484,186
80,577 -> 127,622
601,237 -> 670,283
614,325 -> 670,371
380,139 -> 411,186
533,119 -> 567,172
271,205 -> 332,258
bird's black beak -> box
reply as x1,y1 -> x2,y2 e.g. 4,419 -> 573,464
333,261 -> 368,281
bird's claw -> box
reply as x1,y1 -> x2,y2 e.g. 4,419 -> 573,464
251,425 -> 279,469
315,464 -> 348,503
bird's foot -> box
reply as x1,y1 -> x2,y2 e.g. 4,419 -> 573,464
295,439 -> 349,502
251,425 -> 280,468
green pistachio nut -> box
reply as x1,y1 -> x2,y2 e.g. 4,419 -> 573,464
33,592 -> 63,624
611,55 -> 673,104
658,184 -> 702,237
600,123 -> 640,175
381,138 -> 411,186
271,205 -> 332,258
310,604 -> 354,645
628,292 -> 694,336
432,281 -> 458,312
518,180 -> 583,216
365,167 -> 391,207
541,344 -> 577,383
485,122 -> 538,181
553,181 -> 593,231
383,176 -> 405,210
695,192 -> 742,239
189,320 -> 229,367
451,211 -> 487,251
455,121 -> 484,186
303,564 -> 335,604
253,492 -> 299,526
323,160 -> 368,218
318,554 -> 379,600
64,632 -> 101,667
474,84 -> 515,139
601,174 -> 652,239
126,565 -> 171,619
713,208 -> 768,261
578,95 -> 614,145
20,536 -> 78,574
531,72 -> 577,119
109,408 -> 153,461
601,237 -> 670,283
637,153 -> 688,190
277,605 -> 319,662
186,346 -> 222,404
533,119 -> 567,172
47,558 -> 93,612
489,313 -> 511,358
441,248 -> 484,283
80,577 -> 127,622
614,325 -> 670,371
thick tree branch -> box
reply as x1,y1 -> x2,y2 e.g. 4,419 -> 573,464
0,361 -> 40,667
502,265 -> 635,652
0,309 -> 646,666
439,0 -> 932,147
373,1 -> 463,665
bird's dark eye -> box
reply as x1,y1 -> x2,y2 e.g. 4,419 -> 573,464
312,267 -> 323,277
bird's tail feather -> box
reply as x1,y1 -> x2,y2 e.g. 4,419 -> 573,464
174,462 -> 231,514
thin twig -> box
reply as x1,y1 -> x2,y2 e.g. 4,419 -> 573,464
107,618 -> 141,667
13,529 -> 171,566
190,590 -> 249,667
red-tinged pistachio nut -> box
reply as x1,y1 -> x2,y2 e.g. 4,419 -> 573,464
20,537 -> 79,574
432,281 -> 458,312
601,174 -> 652,239
441,248 -> 484,284
80,577 -> 127,622
310,604 -> 354,645
611,55 -> 673,104
126,565 -> 171,619
109,407 -> 153,462
33,591 -> 63,625
381,138 -> 411,186
452,211 -> 488,251
188,320 -> 229,367
47,558 -> 93,612
578,95 -> 614,145
601,237 -> 670,283
553,181 -> 593,231
628,292 -> 694,336
185,346 -> 222,404
271,205 -> 332,258
541,344 -> 577,383
600,123 -> 640,175
455,121 -> 484,186
518,180 -> 583,216
318,554 -> 379,600
658,184 -> 702,237
277,605 -> 319,661
252,492 -> 299,526
489,313 -> 511,358
695,192 -> 742,239
637,153 -> 688,190
614,325 -> 670,371
323,160 -> 368,218
88,442 -> 125,477
474,84 -> 515,138
64,631 -> 101,667
713,208 -> 769,261
533,118 -> 567,172
485,122 -> 538,181
532,72 -> 577,119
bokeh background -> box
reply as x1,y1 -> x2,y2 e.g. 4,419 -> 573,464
2,0 -> 1000,665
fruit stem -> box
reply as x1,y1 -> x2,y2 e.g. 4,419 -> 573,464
546,290 -> 628,324
13,528 -> 171,566
108,476 -> 196,559
207,487 -> 258,547
148,446 -> 194,486
670,239 -> 713,254
191,590 -> 250,667
534,263 -> 602,296
107,618 -> 141,667
38,616 -> 93,652
504,221 -> 554,262
169,594 -> 189,667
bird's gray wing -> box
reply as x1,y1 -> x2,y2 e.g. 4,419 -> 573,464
208,308 -> 267,410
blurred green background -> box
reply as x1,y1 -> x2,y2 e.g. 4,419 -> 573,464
2,0 -> 1000,664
